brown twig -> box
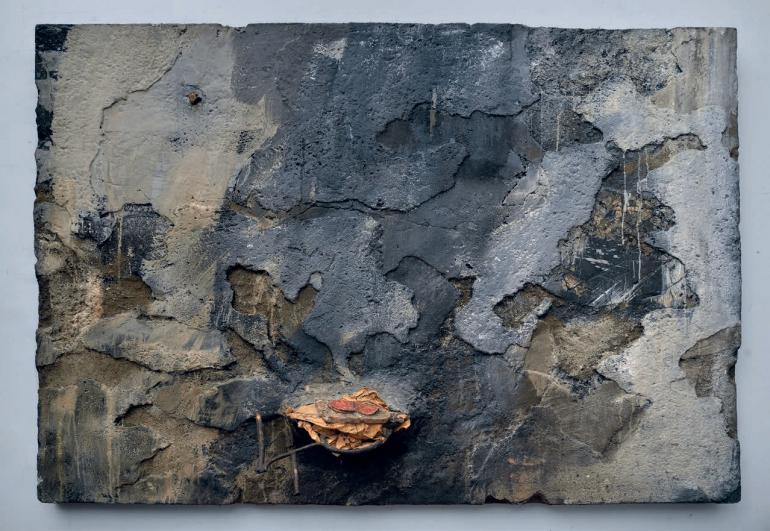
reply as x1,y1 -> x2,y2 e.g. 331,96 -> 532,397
256,412 -> 265,471
255,410 -> 320,494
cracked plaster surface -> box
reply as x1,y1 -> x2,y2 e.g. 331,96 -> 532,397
35,24 -> 740,504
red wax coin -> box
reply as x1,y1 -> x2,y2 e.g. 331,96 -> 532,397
355,402 -> 379,415
329,399 -> 356,412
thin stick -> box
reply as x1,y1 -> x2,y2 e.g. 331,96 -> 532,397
256,412 -> 265,471
262,442 -> 322,471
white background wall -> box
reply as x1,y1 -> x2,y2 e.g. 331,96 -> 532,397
1,1 -> 768,529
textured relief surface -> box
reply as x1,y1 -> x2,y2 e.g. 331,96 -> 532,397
35,23 -> 740,504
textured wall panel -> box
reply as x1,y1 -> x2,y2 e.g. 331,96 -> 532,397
34,24 -> 740,504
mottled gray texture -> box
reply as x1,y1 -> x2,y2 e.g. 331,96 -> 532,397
35,23 -> 740,504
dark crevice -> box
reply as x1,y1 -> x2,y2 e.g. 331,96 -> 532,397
522,491 -> 549,504
115,403 -> 154,426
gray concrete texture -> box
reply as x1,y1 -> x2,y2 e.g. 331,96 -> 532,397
34,23 -> 740,504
